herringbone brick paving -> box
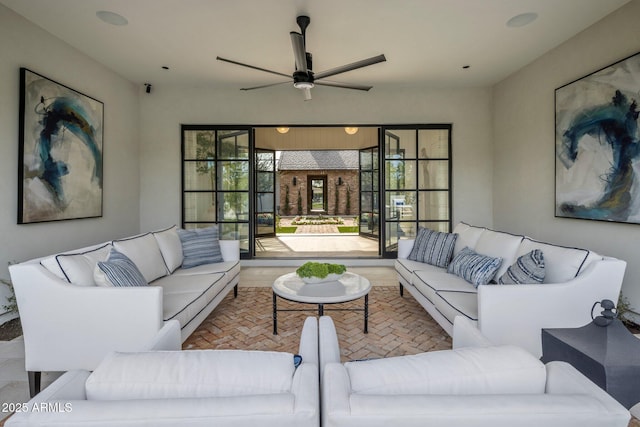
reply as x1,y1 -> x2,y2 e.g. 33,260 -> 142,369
184,286 -> 452,359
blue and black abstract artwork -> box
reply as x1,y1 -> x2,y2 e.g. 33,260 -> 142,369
555,52 -> 640,224
19,69 -> 103,223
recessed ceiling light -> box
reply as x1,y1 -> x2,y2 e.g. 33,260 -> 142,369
506,12 -> 538,28
96,10 -> 128,26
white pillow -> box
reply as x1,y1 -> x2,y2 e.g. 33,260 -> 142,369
54,244 -> 112,286
153,226 -> 183,273
345,345 -> 546,395
113,233 -> 167,283
86,350 -> 296,400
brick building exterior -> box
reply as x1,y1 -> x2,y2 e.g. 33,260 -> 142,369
278,151 -> 359,216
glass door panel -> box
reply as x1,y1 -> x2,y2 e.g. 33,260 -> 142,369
308,176 -> 327,213
255,149 -> 276,237
359,146 -> 379,241
382,126 -> 451,257
182,126 -> 251,258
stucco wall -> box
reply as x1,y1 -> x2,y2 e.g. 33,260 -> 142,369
493,0 -> 640,320
0,5 -> 140,320
138,85 -> 494,234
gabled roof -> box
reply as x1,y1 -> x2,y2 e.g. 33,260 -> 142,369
278,151 -> 359,171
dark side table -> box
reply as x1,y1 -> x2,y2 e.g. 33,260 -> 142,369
541,319 -> 640,409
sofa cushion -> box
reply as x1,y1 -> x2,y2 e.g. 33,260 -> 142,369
498,249 -> 545,284
517,238 -> 593,283
172,260 -> 239,277
447,247 -> 503,287
178,226 -> 223,268
407,227 -> 457,268
94,249 -> 148,287
412,268 -> 476,304
452,222 -> 485,256
155,273 -> 227,326
153,225 -> 183,273
86,349 -> 296,400
113,233 -> 167,283
433,290 -> 478,323
53,244 -> 112,286
344,345 -> 546,395
474,229 -> 523,279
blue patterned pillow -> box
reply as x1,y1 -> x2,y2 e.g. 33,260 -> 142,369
447,247 -> 503,287
407,227 -> 458,268
498,249 -> 545,284
95,249 -> 148,287
177,226 -> 223,268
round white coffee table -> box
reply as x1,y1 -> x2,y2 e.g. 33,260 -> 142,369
272,272 -> 371,335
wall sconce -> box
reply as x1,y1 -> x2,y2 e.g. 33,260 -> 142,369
344,127 -> 358,135
292,177 -> 297,186
276,127 -> 290,134
338,177 -> 343,185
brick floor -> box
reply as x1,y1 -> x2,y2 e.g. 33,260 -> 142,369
184,286 -> 452,359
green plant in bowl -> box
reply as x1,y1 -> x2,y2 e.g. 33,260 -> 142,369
296,262 -> 346,283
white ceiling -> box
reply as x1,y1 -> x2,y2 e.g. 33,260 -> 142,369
1,0 -> 631,91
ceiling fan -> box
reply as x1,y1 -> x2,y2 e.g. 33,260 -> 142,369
216,15 -> 386,101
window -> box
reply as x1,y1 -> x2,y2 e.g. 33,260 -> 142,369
383,126 -> 451,255
182,126 -> 250,256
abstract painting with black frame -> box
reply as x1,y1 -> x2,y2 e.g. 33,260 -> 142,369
18,68 -> 103,224
555,52 -> 640,224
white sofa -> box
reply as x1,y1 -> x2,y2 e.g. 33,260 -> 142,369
319,316 -> 630,427
5,318 -> 319,427
395,222 -> 627,357
9,225 -> 240,396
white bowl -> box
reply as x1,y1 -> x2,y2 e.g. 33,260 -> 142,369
299,273 -> 344,284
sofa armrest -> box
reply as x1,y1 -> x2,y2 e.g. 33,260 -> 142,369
321,363 -> 352,420
219,240 -> 240,262
142,320 -> 181,351
10,263 -> 164,372
298,317 -> 318,366
319,316 -> 341,377
397,239 -> 415,259
477,257 -> 627,357
452,316 -> 492,349
291,363 -> 319,416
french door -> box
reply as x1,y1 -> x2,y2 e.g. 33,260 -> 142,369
254,148 -> 276,238
359,145 -> 380,241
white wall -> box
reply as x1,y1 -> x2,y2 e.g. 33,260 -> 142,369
0,5 -> 141,319
493,0 -> 640,320
138,84 -> 494,232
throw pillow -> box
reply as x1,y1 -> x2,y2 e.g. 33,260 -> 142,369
94,249 -> 148,287
407,227 -> 458,268
498,249 -> 545,284
447,247 -> 503,287
177,226 -> 223,269
152,225 -> 184,273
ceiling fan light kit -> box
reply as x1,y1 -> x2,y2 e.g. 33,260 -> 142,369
217,15 -> 386,101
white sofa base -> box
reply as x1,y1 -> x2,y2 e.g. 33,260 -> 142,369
9,228 -> 241,396
395,223 -> 627,357
6,318 -> 320,427
319,316 -> 630,427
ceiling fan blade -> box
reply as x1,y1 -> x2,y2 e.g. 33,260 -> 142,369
314,54 -> 386,80
290,32 -> 307,73
216,56 -> 291,78
241,81 -> 291,91
303,87 -> 312,101
314,80 -> 373,91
